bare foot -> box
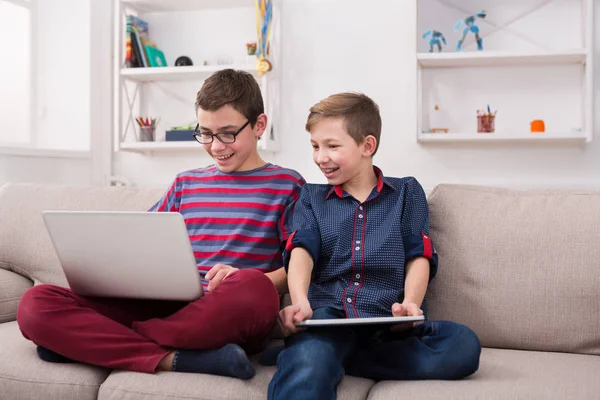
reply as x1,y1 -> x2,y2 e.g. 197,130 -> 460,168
157,351 -> 175,372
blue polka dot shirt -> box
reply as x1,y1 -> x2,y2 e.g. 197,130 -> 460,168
284,167 -> 438,318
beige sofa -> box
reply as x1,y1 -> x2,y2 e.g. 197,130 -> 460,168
0,182 -> 599,400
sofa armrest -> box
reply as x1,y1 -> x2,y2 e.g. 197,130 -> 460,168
0,267 -> 33,323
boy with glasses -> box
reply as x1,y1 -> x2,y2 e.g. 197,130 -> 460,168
17,69 -> 305,380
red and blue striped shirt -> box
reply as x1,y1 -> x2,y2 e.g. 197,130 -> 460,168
149,163 -> 305,289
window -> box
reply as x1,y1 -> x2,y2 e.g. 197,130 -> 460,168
0,0 -> 32,145
0,0 -> 92,153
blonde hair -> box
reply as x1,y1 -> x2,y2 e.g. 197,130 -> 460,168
305,92 -> 382,155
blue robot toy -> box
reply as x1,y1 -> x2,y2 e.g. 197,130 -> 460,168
454,10 -> 486,51
422,30 -> 447,53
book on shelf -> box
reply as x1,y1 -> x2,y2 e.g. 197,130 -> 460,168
125,16 -> 134,67
145,44 -> 168,67
131,27 -> 147,67
125,15 -> 164,68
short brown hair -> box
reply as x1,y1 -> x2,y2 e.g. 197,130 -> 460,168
305,92 -> 382,155
195,69 -> 264,126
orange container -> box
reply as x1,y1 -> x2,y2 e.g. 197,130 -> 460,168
530,120 -> 545,133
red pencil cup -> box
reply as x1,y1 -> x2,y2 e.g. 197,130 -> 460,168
477,115 -> 495,133
139,126 -> 155,142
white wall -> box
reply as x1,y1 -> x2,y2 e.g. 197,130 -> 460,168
110,0 -> 600,191
4,0 -> 598,190
36,0 -> 91,151
272,0 -> 600,190
272,0 -> 420,184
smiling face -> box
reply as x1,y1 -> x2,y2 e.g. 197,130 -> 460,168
197,104 -> 266,173
309,117 -> 376,187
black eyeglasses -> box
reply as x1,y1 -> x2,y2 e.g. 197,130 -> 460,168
193,120 -> 251,144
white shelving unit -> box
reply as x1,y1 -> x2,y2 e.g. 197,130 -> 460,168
416,0 -> 594,144
417,49 -> 588,68
417,131 -> 588,143
120,0 -> 253,12
113,0 -> 280,154
120,64 -> 258,82
119,141 -> 200,153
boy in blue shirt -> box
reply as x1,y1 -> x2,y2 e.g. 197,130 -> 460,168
268,92 -> 481,400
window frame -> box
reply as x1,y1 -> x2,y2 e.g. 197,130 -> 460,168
0,0 -> 90,158
0,0 -> 36,150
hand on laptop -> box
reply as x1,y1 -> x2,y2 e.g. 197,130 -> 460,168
206,264 -> 239,291
277,300 -> 313,337
390,302 -> 423,333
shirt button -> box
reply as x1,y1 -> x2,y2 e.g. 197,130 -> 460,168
354,282 -> 359,286
358,214 -> 363,219
356,240 -> 361,244
355,274 -> 360,279
347,298 -> 352,303
355,246 -> 360,250
359,206 -> 363,210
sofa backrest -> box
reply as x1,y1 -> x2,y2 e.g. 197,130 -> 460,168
0,183 -> 164,286
426,184 -> 600,356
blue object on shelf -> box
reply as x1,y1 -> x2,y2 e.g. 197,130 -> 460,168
165,129 -> 195,142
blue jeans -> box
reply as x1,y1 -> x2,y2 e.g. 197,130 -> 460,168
267,307 -> 481,400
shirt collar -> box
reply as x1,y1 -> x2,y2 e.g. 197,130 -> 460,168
325,166 -> 395,200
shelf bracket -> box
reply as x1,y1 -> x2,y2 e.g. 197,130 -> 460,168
122,80 -> 140,142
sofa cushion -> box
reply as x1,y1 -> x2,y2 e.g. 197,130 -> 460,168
98,365 -> 374,400
0,321 -> 111,400
0,183 -> 164,286
426,185 -> 600,355
366,347 -> 600,400
0,269 -> 32,323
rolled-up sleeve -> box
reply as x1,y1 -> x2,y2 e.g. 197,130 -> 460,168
283,185 -> 321,271
401,178 -> 438,280
277,177 -> 305,243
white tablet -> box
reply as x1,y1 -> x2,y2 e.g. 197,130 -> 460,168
295,315 -> 424,327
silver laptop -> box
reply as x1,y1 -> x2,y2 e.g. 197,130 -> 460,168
42,211 -> 203,301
